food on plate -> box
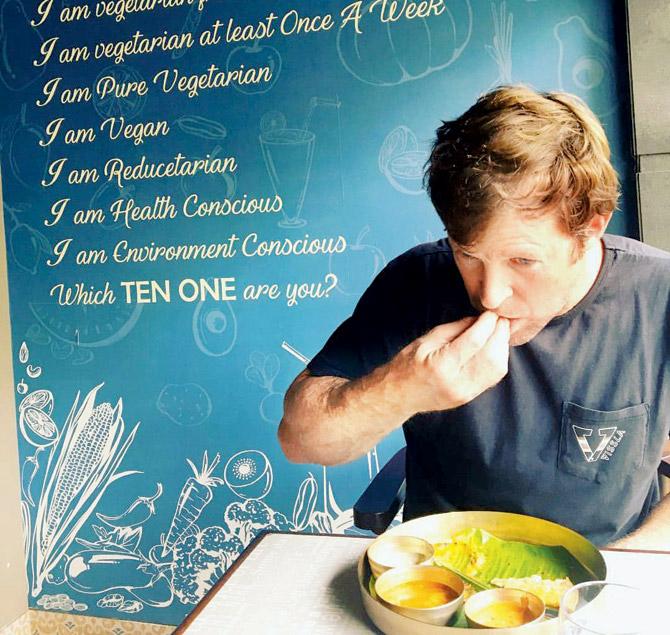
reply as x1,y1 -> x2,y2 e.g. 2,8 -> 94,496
467,597 -> 537,628
490,574 -> 573,609
374,564 -> 466,625
382,579 -> 460,609
433,528 -> 591,607
464,588 -> 546,629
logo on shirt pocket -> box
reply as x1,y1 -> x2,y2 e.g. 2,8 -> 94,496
571,425 -> 626,463
559,401 -> 648,483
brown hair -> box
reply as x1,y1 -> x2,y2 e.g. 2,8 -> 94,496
424,84 -> 619,246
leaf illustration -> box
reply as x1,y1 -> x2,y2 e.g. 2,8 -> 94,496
244,366 -> 264,388
249,351 -> 265,370
263,354 -> 280,385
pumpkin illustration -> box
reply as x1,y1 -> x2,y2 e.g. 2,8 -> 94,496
336,0 -> 473,86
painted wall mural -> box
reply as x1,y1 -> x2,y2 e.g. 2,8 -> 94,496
1,0 -> 635,626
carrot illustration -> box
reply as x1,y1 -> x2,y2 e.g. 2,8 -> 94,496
161,451 -> 223,556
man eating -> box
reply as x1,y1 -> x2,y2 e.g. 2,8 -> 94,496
278,85 -> 670,548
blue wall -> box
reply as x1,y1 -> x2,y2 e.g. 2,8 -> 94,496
0,0 -> 634,625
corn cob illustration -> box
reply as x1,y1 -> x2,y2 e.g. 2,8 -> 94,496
41,402 -> 115,550
31,384 -> 139,597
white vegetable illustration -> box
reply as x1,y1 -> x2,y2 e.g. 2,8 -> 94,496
224,449 -> 273,500
161,452 -> 223,556
21,446 -> 44,506
30,384 -> 140,597
245,353 -> 284,424
96,483 -> 163,529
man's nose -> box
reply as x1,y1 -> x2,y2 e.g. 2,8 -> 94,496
479,266 -> 512,310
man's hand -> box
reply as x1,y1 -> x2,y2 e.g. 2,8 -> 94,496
389,311 -> 511,415
279,311 -> 510,466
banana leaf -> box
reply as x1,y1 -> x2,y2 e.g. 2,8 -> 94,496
433,528 -> 592,586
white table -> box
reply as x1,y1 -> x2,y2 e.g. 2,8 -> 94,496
175,532 -> 669,634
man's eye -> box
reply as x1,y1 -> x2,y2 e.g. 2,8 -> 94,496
511,258 -> 536,266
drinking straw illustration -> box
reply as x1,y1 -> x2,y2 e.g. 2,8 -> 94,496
281,341 -> 309,365
301,96 -> 341,132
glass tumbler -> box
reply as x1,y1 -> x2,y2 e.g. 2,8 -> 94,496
559,581 -> 647,635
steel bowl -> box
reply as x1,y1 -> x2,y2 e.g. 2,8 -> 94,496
367,534 -> 434,578
375,564 -> 465,626
464,588 -> 546,629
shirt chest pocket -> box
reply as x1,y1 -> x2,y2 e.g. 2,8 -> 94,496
558,401 -> 649,483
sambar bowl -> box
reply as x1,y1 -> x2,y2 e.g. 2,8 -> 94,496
374,564 -> 465,626
464,588 -> 546,629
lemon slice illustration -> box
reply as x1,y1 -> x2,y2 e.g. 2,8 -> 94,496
20,405 -> 58,447
29,302 -> 142,348
19,389 -> 53,415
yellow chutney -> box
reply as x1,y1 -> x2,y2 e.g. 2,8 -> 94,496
469,600 -> 536,628
383,580 -> 459,609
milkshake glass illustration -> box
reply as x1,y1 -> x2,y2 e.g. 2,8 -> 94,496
259,97 -> 340,228
260,127 -> 315,228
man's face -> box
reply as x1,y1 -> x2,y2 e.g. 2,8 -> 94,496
449,207 -> 599,346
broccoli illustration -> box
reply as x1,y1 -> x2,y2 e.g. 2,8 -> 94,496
224,499 -> 291,545
272,510 -> 292,532
170,525 -> 243,605
171,501 -> 294,604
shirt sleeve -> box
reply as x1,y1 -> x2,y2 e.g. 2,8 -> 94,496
307,254 -> 419,381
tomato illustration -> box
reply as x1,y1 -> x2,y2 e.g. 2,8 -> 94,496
329,226 -> 387,296
226,40 -> 282,94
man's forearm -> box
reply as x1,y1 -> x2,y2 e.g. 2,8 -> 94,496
278,313 -> 509,467
609,495 -> 670,551
278,363 -> 414,466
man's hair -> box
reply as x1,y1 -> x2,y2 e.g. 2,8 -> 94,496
424,84 -> 619,246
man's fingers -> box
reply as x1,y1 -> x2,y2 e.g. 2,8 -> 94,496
488,316 -> 510,350
449,311 -> 500,366
419,316 -> 477,350
482,317 -> 511,369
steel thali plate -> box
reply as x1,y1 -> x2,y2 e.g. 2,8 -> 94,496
358,511 -> 606,634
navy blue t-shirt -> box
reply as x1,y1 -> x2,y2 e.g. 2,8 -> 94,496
307,234 -> 670,545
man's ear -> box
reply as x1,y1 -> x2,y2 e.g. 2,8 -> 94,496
586,211 -> 613,239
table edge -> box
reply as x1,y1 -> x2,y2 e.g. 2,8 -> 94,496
173,531 -> 373,633
172,531 -> 670,633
